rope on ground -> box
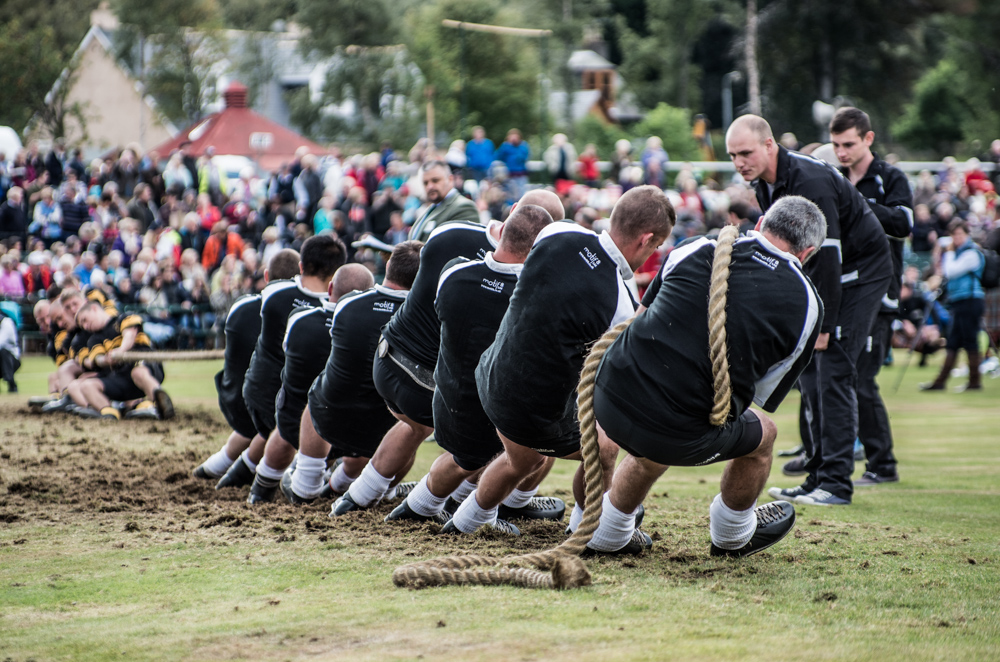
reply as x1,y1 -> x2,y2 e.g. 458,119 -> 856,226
393,227 -> 738,589
117,349 -> 225,362
392,318 -> 634,590
708,225 -> 738,426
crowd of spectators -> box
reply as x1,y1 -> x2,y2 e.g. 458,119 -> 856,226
0,131 -> 997,365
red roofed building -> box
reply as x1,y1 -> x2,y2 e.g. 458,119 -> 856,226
151,81 -> 326,172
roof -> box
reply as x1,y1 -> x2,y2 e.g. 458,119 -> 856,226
150,82 -> 326,171
567,49 -> 615,72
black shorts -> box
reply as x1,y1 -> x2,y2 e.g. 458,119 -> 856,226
372,350 -> 434,428
308,377 -> 398,457
432,390 -> 503,471
274,385 -> 308,448
100,361 -> 165,402
244,391 -> 277,440
215,370 -> 257,439
489,399 -> 582,459
946,298 -> 984,351
593,384 -> 762,466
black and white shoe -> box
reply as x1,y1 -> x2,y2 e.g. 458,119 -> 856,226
247,476 -> 279,505
330,492 -> 365,517
777,444 -> 805,457
75,406 -> 102,419
853,471 -> 899,487
439,517 -> 520,536
710,500 -> 796,557
767,485 -> 809,500
40,395 -> 73,413
583,528 -> 653,556
216,456 -> 255,490
192,464 -> 219,480
389,481 -> 418,501
385,499 -> 451,525
498,495 -> 566,521
782,454 -> 809,476
280,471 -> 317,505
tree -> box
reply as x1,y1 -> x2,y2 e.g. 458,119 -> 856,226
407,0 -> 542,143
635,103 -> 701,161
218,0 -> 298,31
297,0 -> 401,53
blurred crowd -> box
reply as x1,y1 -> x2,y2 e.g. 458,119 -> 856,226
0,131 -> 998,359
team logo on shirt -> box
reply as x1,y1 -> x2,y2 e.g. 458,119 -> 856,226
293,298 -> 315,308
481,278 -> 505,294
373,301 -> 396,313
751,251 -> 779,271
579,246 -> 602,270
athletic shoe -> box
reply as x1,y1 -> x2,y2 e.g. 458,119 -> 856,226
75,406 -> 102,419
782,454 -> 809,476
794,488 -> 850,506
439,517 -> 520,536
918,381 -> 945,391
385,499 -> 452,525
853,471 -> 899,487
565,503 -> 645,535
216,456 -> 255,490
583,528 -> 653,557
498,495 -> 567,521
28,394 -> 58,407
767,485 -> 809,500
41,395 -> 73,414
390,481 -> 418,501
100,406 -> 122,422
443,497 -> 461,515
330,492 -> 365,517
777,444 -> 805,457
124,401 -> 158,419
710,500 -> 796,557
7,382 -> 17,393
953,383 -> 982,393
153,388 -> 175,420
247,477 -> 279,505
280,471 -> 317,505
192,464 -> 218,480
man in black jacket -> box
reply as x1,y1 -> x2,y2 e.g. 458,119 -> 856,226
727,114 -> 892,506
828,107 -> 911,486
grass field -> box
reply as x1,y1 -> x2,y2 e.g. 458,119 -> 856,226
1,354 -> 998,662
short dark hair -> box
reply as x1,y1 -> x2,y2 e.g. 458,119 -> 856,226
948,219 -> 970,235
499,204 -> 554,258
610,185 -> 676,242
385,240 -> 423,289
728,200 -> 752,221
268,248 -> 301,280
830,107 -> 872,136
300,234 -> 347,279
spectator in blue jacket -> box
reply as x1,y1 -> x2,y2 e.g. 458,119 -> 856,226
495,129 -> 530,200
465,126 -> 495,182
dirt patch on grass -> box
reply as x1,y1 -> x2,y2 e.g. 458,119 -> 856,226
0,401 -> 763,578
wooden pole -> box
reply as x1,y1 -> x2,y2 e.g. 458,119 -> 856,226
746,0 -> 762,116
441,19 -> 552,38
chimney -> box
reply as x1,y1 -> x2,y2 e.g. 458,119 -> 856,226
224,81 -> 249,109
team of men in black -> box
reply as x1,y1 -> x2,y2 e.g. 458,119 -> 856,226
29,108 -> 909,559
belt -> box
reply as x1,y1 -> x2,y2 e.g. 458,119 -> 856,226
378,336 -> 435,391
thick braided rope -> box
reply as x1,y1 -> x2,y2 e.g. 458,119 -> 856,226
392,319 -> 635,589
708,225 -> 738,426
117,349 -> 225,362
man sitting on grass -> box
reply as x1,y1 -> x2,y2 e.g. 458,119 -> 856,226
66,301 -> 173,421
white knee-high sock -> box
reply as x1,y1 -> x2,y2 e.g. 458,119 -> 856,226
407,475 -> 448,517
709,494 -> 756,550
290,454 -> 327,498
347,463 -> 392,507
502,487 -> 537,509
240,449 -> 258,473
587,493 -> 638,551
201,445 -> 235,477
567,503 -> 584,533
450,480 -> 476,504
449,490 -> 497,533
329,463 -> 356,494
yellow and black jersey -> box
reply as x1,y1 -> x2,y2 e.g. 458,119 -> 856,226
83,314 -> 152,368
85,288 -> 119,317
53,329 -> 71,366
68,330 -> 91,364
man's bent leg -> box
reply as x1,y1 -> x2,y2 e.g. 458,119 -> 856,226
336,417 -> 431,512
719,409 -> 776,511
248,429 -> 298,504
587,453 -> 666,553
194,430 -> 251,479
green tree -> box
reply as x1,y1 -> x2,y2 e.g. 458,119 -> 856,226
407,0 -> 542,143
892,60 -> 970,155
218,0 -> 298,31
297,0 -> 401,53
634,103 -> 701,161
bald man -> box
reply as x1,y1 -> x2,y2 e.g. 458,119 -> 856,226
726,115 -> 891,507
246,263 -> 375,504
333,190 -> 568,517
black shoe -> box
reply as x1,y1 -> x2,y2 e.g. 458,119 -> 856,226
710,500 -> 796,558
777,444 -> 805,457
439,517 -> 520,536
390,481 -> 417,500
443,497 -> 461,515
498,495 -> 566,521
75,406 -> 102,419
153,388 -> 174,420
782,454 -> 809,476
385,499 -> 451,525
583,528 -> 653,556
853,471 -> 900,487
192,464 -> 216,480
280,471 -> 316,505
767,485 -> 809,500
41,395 -> 73,414
216,456 -> 255,490
330,492 -> 365,517
247,476 -> 279,504
7,382 -> 17,393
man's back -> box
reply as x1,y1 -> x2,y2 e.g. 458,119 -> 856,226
598,233 -> 823,442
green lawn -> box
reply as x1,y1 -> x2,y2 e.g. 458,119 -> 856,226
1,354 -> 998,661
